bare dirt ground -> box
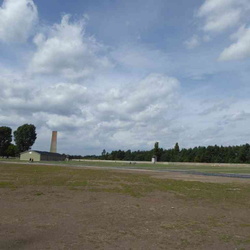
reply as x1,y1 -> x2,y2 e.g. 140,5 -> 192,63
1,186 -> 250,250
1,162 -> 250,249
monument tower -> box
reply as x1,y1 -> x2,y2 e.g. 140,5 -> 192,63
50,131 -> 57,153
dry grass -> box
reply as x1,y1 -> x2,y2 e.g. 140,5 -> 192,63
1,162 -> 250,249
1,163 -> 250,206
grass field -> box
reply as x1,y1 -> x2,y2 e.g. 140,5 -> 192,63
2,158 -> 250,174
0,162 -> 250,201
1,161 -> 250,249
48,160 -> 250,174
26,160 -> 250,175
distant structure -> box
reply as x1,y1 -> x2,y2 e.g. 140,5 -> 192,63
50,131 -> 57,153
152,155 -> 157,164
20,150 -> 65,162
19,131 -> 65,162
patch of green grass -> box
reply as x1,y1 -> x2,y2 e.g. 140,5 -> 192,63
219,234 -> 234,243
35,192 -> 44,196
67,180 -> 88,187
0,158 -> 20,162
161,220 -> 198,230
193,229 -> 208,236
0,181 -> 15,188
218,234 -> 250,245
236,238 -> 250,244
180,238 -> 191,247
240,224 -> 250,227
207,216 -> 227,227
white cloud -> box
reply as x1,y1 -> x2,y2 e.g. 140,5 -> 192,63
1,1 -> 250,154
222,111 -> 250,123
184,35 -> 200,49
2,64 -> 250,154
111,44 -> 171,73
219,25 -> 250,61
91,74 -> 180,149
0,75 -> 89,116
177,95 -> 250,148
193,0 -> 250,60
96,74 -> 179,121
197,0 -> 249,33
185,0 -> 248,49
0,67 -> 181,152
30,15 -> 112,79
0,0 -> 38,43
198,0 -> 235,15
202,9 -> 241,33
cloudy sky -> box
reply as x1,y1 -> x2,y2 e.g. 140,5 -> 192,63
1,0 -> 250,155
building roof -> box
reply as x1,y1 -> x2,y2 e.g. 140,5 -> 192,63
21,150 -> 63,156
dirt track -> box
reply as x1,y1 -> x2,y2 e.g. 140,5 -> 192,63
1,187 -> 250,250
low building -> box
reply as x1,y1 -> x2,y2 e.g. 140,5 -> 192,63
20,150 -> 65,162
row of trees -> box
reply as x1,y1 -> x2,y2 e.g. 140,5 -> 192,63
0,124 -> 37,157
82,142 -> 250,164
3,123 -> 250,164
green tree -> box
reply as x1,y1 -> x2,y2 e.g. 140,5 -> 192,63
174,142 -> 180,153
101,149 -> 106,159
124,150 -> 132,161
5,144 -> 18,157
0,126 -> 12,156
14,124 -> 37,153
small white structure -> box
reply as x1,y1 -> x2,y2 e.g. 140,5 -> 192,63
152,156 -> 157,164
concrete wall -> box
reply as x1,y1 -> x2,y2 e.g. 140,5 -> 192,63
20,151 -> 41,161
40,154 -> 65,161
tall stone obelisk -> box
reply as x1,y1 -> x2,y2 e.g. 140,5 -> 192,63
50,131 -> 57,153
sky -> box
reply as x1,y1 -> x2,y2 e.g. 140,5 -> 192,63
0,0 -> 250,155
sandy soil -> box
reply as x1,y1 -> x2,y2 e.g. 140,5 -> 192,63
1,186 -> 249,250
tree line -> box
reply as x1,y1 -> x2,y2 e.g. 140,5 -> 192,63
3,124 -> 250,164
81,142 -> 250,164
0,124 -> 37,157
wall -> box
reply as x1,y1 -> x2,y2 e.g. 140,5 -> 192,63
20,151 -> 41,161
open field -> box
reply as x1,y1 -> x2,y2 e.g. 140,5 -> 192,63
1,162 -> 250,249
2,158 -> 250,175
44,160 -> 250,174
